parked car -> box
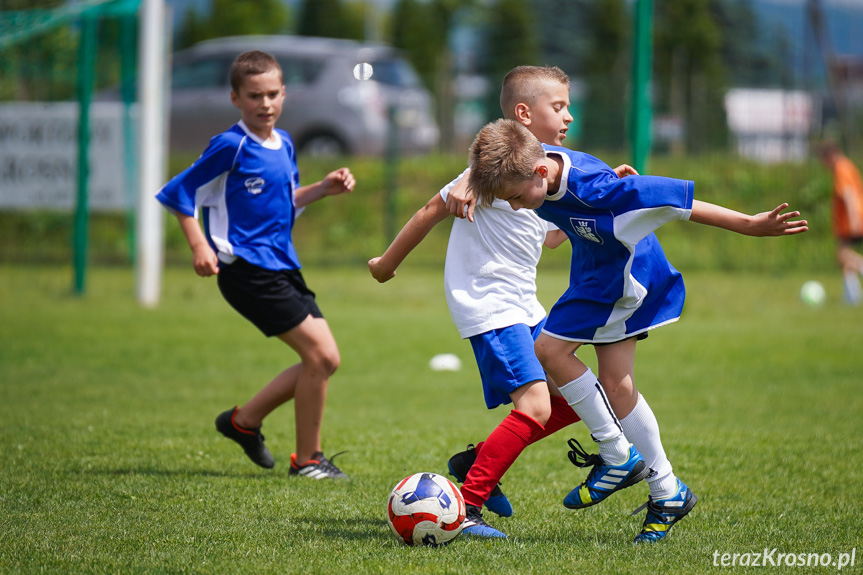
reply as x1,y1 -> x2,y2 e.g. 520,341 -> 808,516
168,35 -> 439,156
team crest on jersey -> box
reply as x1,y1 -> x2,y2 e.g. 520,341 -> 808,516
569,218 -> 603,244
245,177 -> 265,195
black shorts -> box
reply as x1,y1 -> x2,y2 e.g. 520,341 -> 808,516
217,258 -> 323,337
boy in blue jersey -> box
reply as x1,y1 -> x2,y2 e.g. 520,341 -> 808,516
156,50 -> 356,479
370,66 -> 644,538
467,118 -> 808,542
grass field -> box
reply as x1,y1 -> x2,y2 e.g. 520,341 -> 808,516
1,264 -> 861,574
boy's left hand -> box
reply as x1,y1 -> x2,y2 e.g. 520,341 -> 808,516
752,203 -> 809,236
322,167 -> 356,196
446,176 -> 476,222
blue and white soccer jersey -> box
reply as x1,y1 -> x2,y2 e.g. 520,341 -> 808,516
536,145 -> 694,343
156,121 -> 302,271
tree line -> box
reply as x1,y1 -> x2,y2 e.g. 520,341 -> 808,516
183,0 -> 794,154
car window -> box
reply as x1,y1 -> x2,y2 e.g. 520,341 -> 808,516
172,58 -> 230,90
277,58 -> 325,87
368,59 -> 421,88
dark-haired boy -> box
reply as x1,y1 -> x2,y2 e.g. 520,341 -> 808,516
157,50 -> 355,478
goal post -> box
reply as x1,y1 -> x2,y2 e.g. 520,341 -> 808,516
0,0 -> 170,306
136,0 -> 168,308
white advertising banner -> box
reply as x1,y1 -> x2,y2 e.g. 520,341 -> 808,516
0,102 -> 134,211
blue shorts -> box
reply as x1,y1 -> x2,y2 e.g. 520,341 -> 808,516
468,321 -> 547,409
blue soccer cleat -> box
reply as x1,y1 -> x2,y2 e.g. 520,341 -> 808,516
632,478 -> 697,543
563,438 -> 650,509
461,504 -> 507,539
448,444 -> 514,517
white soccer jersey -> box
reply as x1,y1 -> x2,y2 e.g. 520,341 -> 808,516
441,170 -> 554,339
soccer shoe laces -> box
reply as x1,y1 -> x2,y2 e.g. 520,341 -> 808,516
567,438 -> 603,469
318,451 -> 346,474
631,500 -> 650,516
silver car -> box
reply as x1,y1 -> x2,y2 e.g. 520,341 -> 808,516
169,35 -> 440,156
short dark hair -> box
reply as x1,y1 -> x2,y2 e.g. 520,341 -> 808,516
468,119 -> 545,207
229,50 -> 283,93
500,66 -> 570,119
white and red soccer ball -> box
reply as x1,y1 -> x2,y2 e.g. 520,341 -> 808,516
386,472 -> 466,546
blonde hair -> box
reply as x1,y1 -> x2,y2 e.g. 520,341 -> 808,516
468,119 -> 545,206
230,50 -> 283,93
500,66 -> 570,119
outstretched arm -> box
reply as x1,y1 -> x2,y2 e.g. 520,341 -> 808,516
689,200 -> 808,236
369,194 -> 451,282
294,167 -> 356,208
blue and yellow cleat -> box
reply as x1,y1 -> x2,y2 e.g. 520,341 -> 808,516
563,438 -> 650,509
632,478 -> 697,543
448,444 -> 514,518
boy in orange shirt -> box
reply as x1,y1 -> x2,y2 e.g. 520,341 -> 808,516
819,141 -> 863,304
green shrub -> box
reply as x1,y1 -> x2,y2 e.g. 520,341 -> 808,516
0,151 -> 842,272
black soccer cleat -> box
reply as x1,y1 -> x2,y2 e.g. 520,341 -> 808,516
215,406 -> 275,469
448,444 -> 514,517
289,451 -> 348,479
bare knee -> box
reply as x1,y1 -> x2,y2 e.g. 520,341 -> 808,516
317,348 -> 340,376
512,381 -> 553,425
301,344 -> 340,377
521,403 -> 552,426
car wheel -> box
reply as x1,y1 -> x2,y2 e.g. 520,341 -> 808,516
299,133 -> 348,157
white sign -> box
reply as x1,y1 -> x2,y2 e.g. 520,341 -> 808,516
724,89 -> 821,163
0,102 -> 134,211
725,89 -> 817,135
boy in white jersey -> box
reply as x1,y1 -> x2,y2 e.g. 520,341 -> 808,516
157,51 -> 355,479
369,66 -> 641,538
468,118 -> 808,542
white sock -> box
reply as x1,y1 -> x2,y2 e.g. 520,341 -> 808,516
843,271 -> 862,305
558,368 -> 629,465
620,394 -> 677,499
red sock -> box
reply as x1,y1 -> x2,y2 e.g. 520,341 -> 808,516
529,395 -> 581,444
461,410 -> 543,507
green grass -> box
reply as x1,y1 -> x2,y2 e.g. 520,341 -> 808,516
1,264 -> 861,574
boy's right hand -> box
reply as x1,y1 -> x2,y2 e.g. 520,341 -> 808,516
613,164 -> 639,178
192,245 -> 220,277
368,256 -> 395,283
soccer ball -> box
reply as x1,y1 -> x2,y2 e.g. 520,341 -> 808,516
800,280 -> 826,308
386,472 -> 466,546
